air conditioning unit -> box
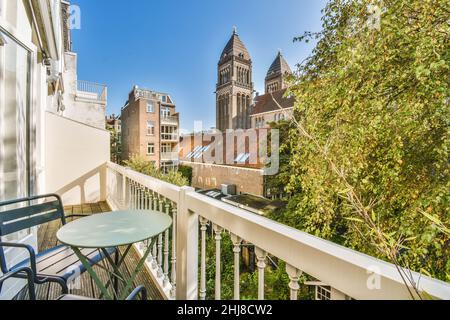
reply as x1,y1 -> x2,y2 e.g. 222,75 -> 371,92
221,184 -> 237,196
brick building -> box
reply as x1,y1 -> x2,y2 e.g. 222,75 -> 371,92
121,86 -> 179,171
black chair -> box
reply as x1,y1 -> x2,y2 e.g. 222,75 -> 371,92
0,266 -> 147,300
0,194 -> 116,295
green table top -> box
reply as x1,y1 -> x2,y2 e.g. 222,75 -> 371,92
56,210 -> 172,248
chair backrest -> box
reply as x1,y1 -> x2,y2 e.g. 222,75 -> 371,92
0,194 -> 65,271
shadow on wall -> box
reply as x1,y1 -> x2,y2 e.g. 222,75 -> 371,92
54,163 -> 107,205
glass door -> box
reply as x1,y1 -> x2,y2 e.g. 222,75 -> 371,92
0,29 -> 32,241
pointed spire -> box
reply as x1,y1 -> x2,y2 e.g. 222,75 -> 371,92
219,27 -> 251,62
266,50 -> 292,78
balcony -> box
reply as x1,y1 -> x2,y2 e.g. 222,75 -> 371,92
103,162 -> 449,300
76,80 -> 107,104
161,116 -> 179,126
10,162 -> 450,300
161,152 -> 179,162
161,133 -> 179,142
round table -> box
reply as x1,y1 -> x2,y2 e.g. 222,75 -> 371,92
57,210 -> 172,300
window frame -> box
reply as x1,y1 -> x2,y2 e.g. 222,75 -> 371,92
147,143 -> 155,155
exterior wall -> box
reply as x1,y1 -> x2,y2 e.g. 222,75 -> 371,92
58,52 -> 106,129
182,162 -> 264,196
217,59 -> 253,131
45,112 -> 110,206
121,89 -> 179,169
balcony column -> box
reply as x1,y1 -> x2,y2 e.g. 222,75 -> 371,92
231,234 -> 242,300
255,247 -> 267,300
157,196 -> 164,278
152,194 -> 158,269
163,202 -> 170,287
146,191 -> 154,262
122,171 -> 129,209
213,224 -> 223,300
170,203 -> 177,298
199,217 -> 209,300
176,186 -> 198,300
286,264 -> 303,300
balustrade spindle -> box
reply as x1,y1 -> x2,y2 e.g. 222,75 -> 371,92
121,172 -> 127,208
133,182 -> 138,209
213,224 -> 223,300
152,194 -> 158,269
199,217 -> 209,300
128,182 -> 133,209
255,247 -> 268,300
157,196 -> 164,278
231,234 -> 242,300
286,264 -> 302,300
140,185 -> 145,209
163,202 -> 170,286
170,204 -> 177,298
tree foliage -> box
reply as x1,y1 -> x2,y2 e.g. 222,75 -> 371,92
124,155 -> 189,187
275,0 -> 449,282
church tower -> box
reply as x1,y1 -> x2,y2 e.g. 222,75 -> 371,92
265,51 -> 292,94
216,28 -> 254,131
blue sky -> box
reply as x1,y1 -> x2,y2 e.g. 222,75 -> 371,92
71,0 -> 327,131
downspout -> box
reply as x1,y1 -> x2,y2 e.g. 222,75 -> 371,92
26,0 -> 49,63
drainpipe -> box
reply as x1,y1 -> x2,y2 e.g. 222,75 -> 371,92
27,0 -> 48,61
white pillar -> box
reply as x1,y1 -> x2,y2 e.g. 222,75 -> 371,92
163,202 -> 170,286
231,234 -> 242,300
213,224 -> 223,300
286,264 -> 302,300
199,217 -> 208,300
255,247 -> 267,300
176,186 -> 198,300
170,204 -> 177,298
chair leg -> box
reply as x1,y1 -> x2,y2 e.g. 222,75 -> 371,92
56,279 -> 69,295
114,250 -> 119,296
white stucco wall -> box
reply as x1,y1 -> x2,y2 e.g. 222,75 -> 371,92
45,112 -> 110,205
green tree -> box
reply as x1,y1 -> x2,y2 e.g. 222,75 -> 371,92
124,155 -> 189,187
279,0 -> 449,290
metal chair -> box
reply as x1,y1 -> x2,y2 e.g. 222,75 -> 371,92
0,194 -> 116,295
0,266 -> 147,300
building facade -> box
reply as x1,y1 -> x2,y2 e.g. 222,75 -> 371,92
251,51 -> 294,128
216,29 -> 254,131
121,87 -> 179,171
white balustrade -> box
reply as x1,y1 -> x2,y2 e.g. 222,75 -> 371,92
255,247 -> 267,300
199,217 -> 208,300
104,162 -> 450,301
286,264 -> 302,300
231,234 -> 242,300
213,224 -> 223,300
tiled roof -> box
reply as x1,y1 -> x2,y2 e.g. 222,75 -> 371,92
220,31 -> 251,62
266,52 -> 292,80
251,89 -> 295,115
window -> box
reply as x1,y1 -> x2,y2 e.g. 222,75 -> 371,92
146,121 -> 155,135
147,102 -> 154,113
161,106 -> 170,118
316,286 -> 332,300
147,143 -> 155,155
161,143 -> 172,153
161,95 -> 167,103
0,29 -> 32,241
235,153 -> 250,163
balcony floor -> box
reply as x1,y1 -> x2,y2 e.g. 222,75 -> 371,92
14,202 -> 164,300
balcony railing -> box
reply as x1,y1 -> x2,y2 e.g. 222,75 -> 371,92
76,80 -> 107,103
161,133 -> 179,142
103,161 -> 450,300
161,116 -> 179,126
161,152 -> 179,161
